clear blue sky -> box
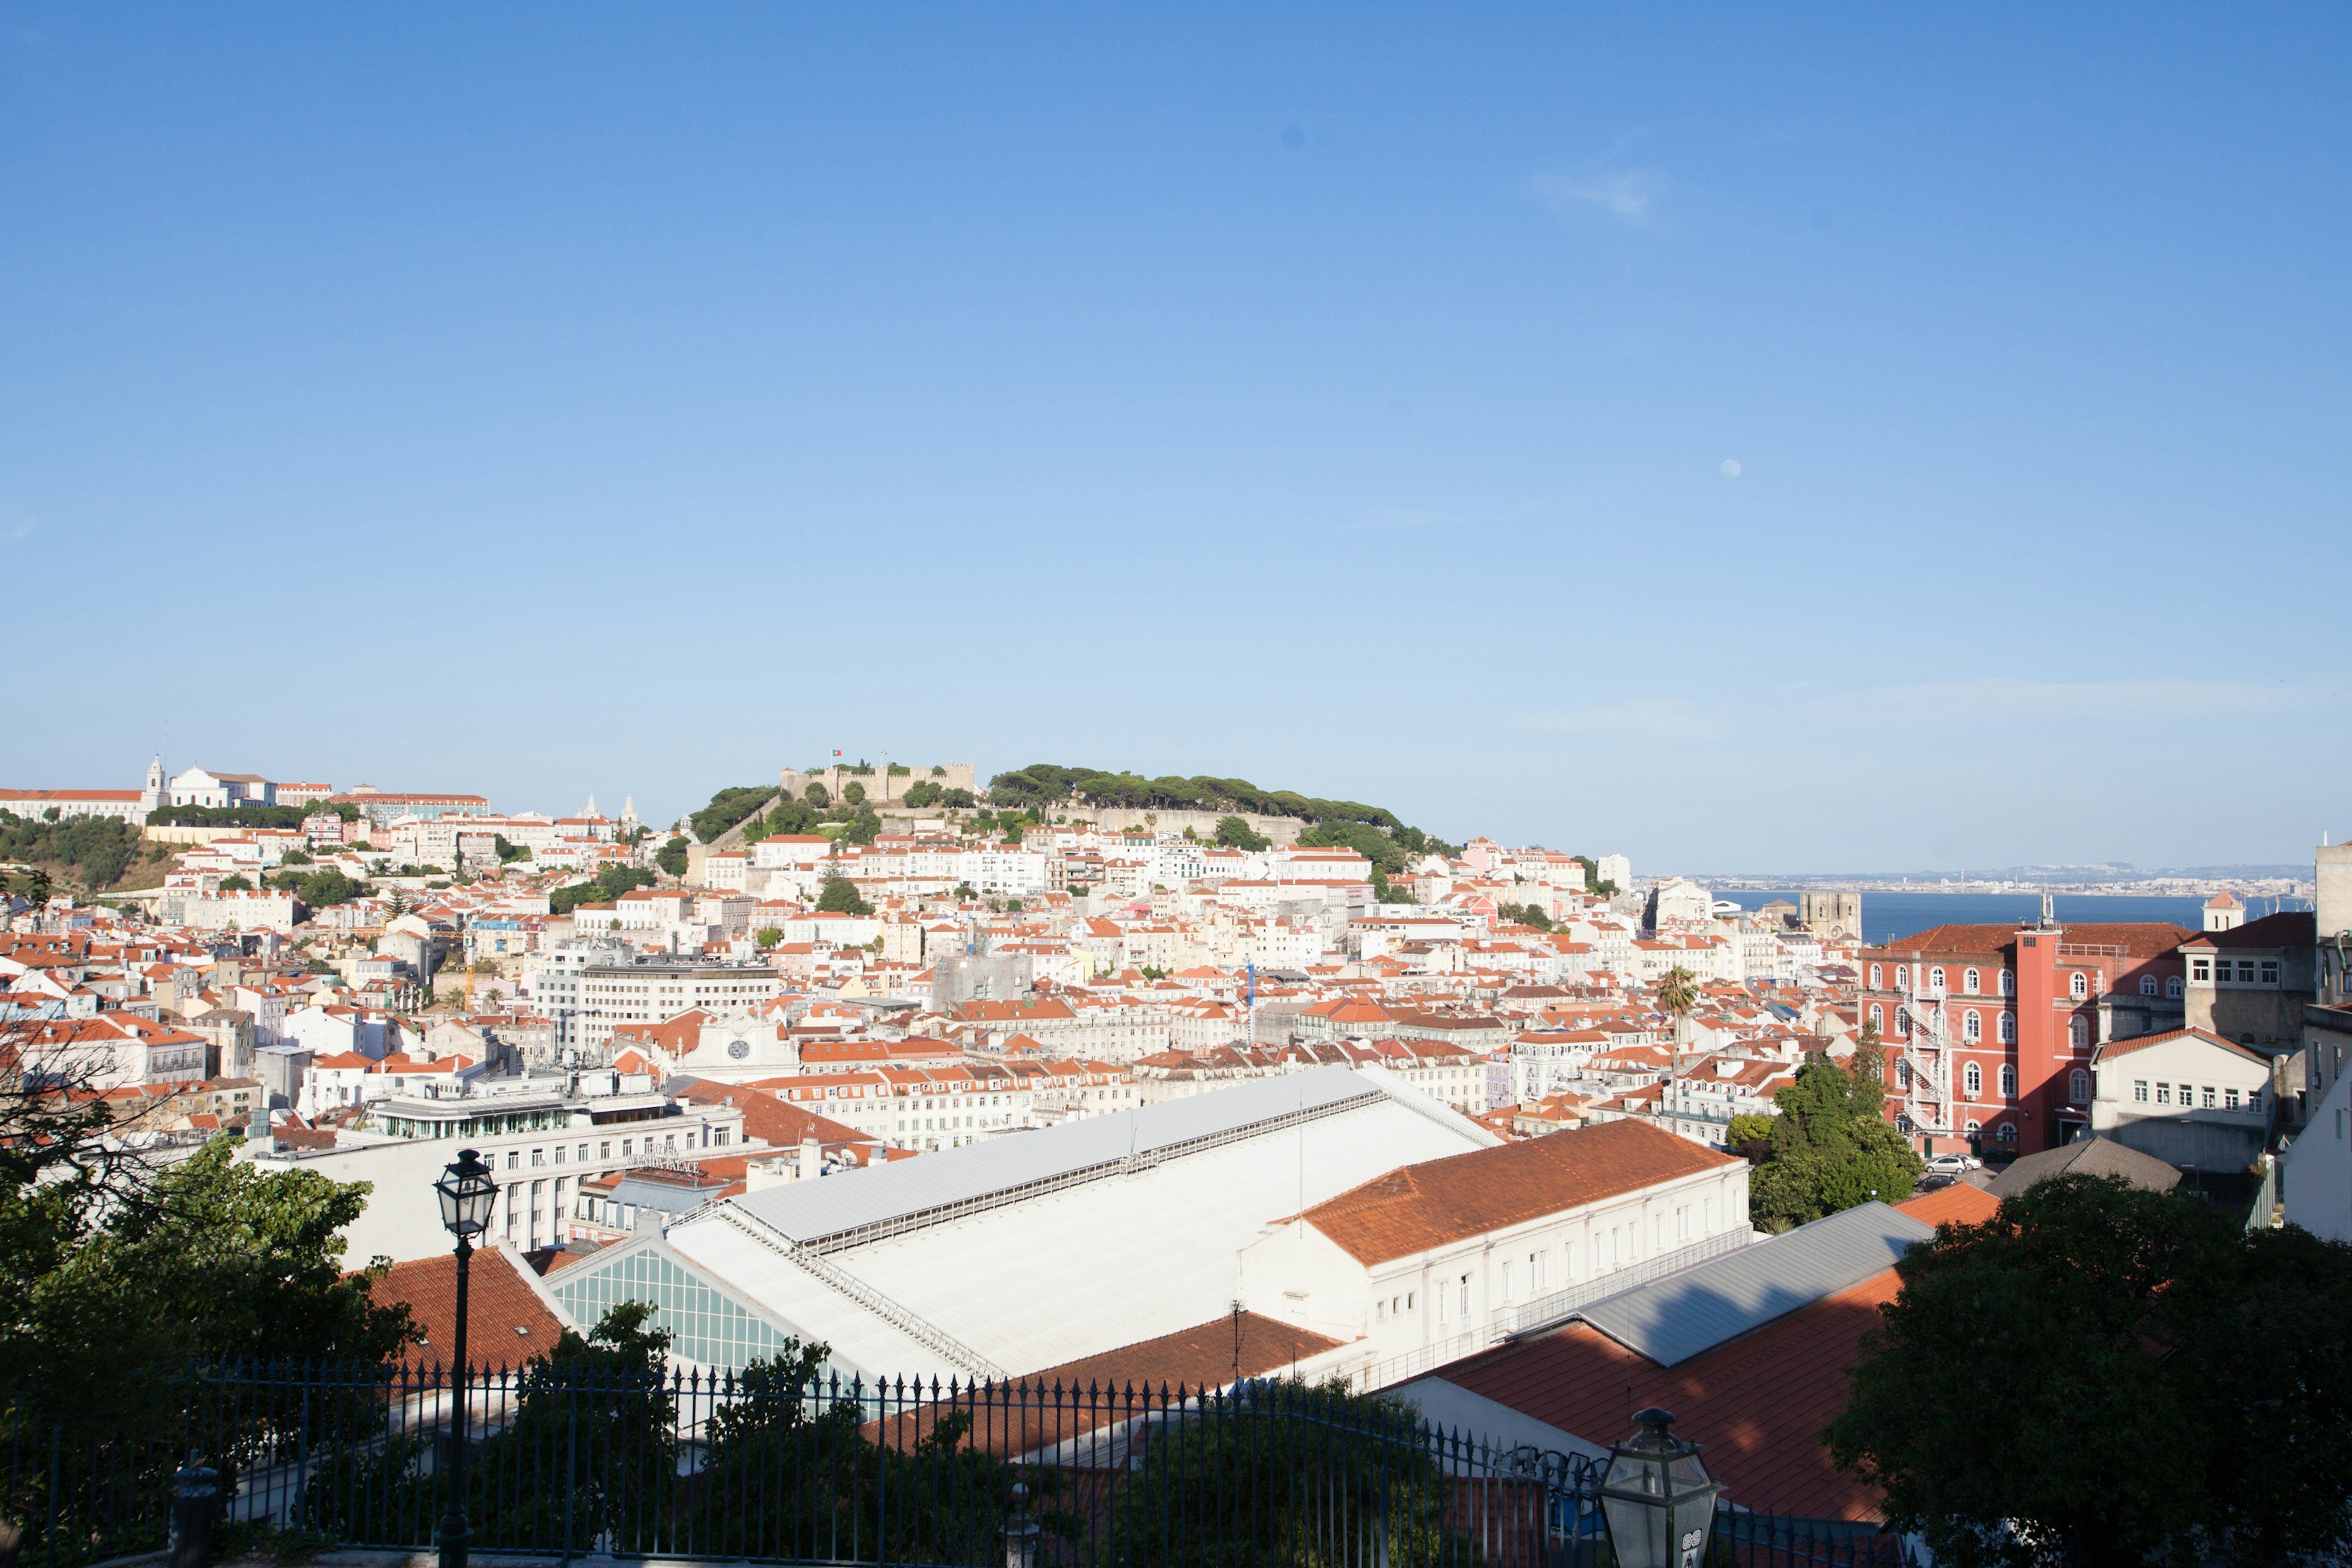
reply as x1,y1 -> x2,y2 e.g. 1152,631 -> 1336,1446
5,6 -> 2345,873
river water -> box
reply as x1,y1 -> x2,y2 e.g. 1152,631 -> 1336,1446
1709,889 -> 2253,946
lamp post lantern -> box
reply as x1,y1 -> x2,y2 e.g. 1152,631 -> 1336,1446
433,1148 -> 497,1568
1600,1408 -> 1722,1568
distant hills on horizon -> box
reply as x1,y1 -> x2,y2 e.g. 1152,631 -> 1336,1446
1687,864 -> 2312,886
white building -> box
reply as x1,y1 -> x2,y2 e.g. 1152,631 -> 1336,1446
284,1003 -> 396,1062
238,1076 -> 751,1261
168,767 -> 276,809
23,1014 -> 211,1090
565,1066 -> 1499,1380
524,936 -> 634,1055
2090,1027 -> 2272,1172
1235,1117 -> 1751,1376
2281,1064 -> 2350,1243
176,891 -> 301,932
575,957 -> 784,1058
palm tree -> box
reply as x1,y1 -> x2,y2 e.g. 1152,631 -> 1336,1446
1654,965 -> 1703,1137
1657,965 -> 1699,1044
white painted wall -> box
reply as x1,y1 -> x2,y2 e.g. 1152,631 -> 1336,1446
2282,1066 -> 2351,1243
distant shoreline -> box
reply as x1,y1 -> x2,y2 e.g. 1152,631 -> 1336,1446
1692,876 -> 2310,899
1707,888 -> 2310,946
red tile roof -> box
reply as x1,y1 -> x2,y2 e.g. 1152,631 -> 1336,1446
1297,1119 -> 1740,1266
1867,922 -> 2192,960
1441,1184 -> 2001,1523
669,1077 -> 878,1156
2092,1027 -> 2271,1066
365,1245 -> 569,1368
1892,1182 -> 2000,1229
873,1312 -> 1344,1456
1441,1276 -> 1897,1521
2173,911 -> 2315,951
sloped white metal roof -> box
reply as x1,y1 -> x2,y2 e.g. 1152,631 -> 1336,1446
668,1068 -> 1496,1380
728,1066 -> 1419,1246
1570,1200 -> 1933,1366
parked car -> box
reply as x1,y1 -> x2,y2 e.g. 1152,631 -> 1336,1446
1923,1153 -> 1981,1176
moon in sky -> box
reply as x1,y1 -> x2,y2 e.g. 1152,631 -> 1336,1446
1721,459 -> 1741,478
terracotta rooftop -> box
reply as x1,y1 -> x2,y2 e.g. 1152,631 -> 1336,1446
2092,1027 -> 2271,1066
1434,1185 -> 1997,1523
870,1311 -> 1344,1457
366,1245 -> 570,1367
1868,922 -> 2193,961
2174,911 -> 2315,951
1296,1118 -> 1740,1267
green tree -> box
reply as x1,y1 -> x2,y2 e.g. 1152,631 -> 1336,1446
145,804 -> 312,830
687,785 -> 778,842
479,1302 -> 678,1551
1746,1054 -> 1923,1231
1215,815 -> 1269,851
816,877 -> 873,916
270,866 -> 369,908
692,1343 -> 1071,1563
494,834 -> 531,863
939,786 -> 974,809
1097,1378 -> 1478,1567
1,811 -> 141,890
842,780 -> 866,806
549,863 -> 657,916
802,782 -> 831,808
901,780 -> 941,809
655,835 -> 690,877
218,872 -> 253,892
1829,1175 -> 2352,1568
10,1136 -> 412,1430
1725,1111 -> 1776,1155
754,926 -> 783,949
841,807 -> 881,845
1497,900 -> 1553,931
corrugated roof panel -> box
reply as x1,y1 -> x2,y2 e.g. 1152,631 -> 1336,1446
1571,1202 -> 1932,1366
668,1071 -> 1499,1381
725,1066 -> 1395,1244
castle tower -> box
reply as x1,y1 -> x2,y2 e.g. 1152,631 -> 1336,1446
2203,892 -> 2245,932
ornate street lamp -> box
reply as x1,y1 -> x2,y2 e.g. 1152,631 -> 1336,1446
1600,1408 -> 1722,1568
432,1148 -> 497,1568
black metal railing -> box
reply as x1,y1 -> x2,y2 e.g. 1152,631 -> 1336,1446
2,1360 -> 1915,1567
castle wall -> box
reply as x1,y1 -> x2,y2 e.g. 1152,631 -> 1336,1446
777,763 -> 976,804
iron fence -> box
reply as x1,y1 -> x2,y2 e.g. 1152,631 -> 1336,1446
2,1361 -> 1912,1567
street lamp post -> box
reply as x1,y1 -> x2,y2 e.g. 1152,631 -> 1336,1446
433,1148 -> 498,1568
1600,1408 -> 1723,1568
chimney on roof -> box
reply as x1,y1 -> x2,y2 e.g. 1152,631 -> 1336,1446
799,1133 -> 821,1182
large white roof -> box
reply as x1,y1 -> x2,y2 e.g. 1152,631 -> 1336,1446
728,1066 -> 1405,1246
668,1067 -> 1494,1381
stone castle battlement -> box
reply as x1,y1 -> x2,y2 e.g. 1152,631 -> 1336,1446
775,761 -> 976,805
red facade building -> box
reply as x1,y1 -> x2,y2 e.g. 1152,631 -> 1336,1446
1856,916 -> 2191,1156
